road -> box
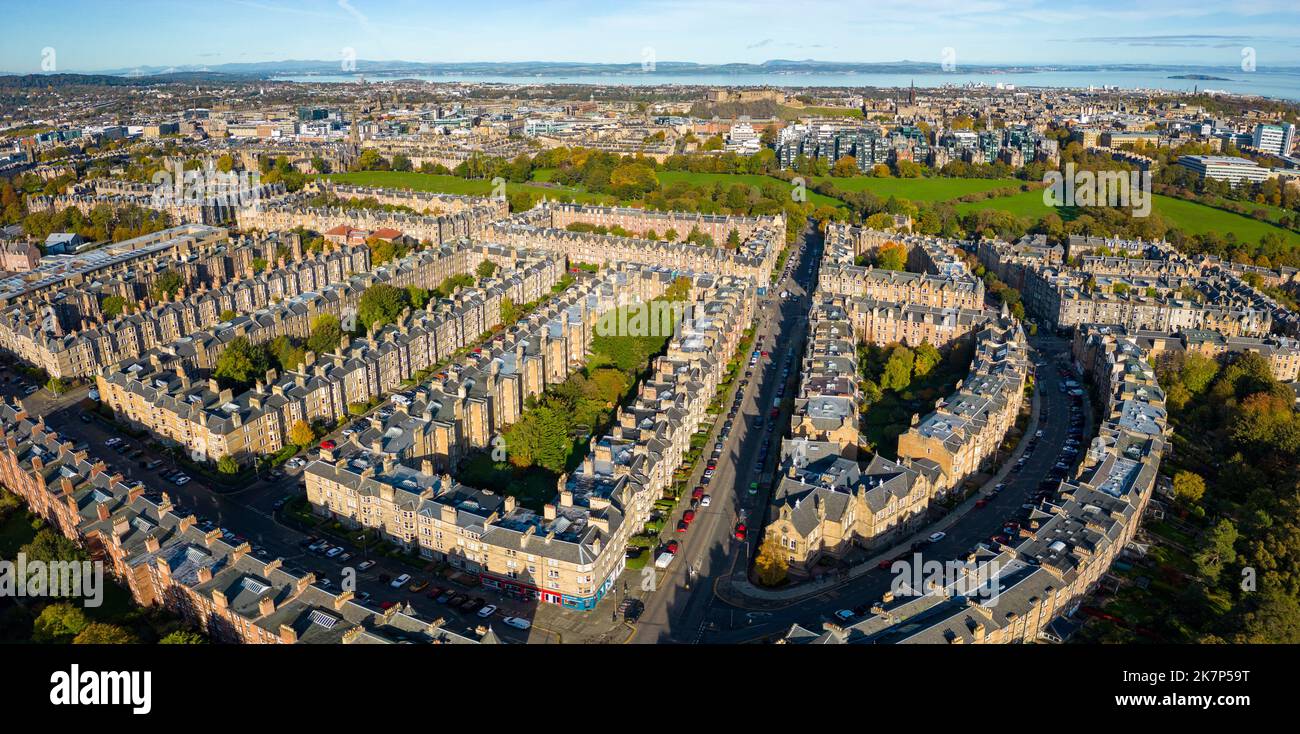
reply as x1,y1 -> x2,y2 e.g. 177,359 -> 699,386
13,377 -> 539,643
697,327 -> 1093,643
629,223 -> 822,643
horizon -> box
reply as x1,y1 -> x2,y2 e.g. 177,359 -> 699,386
4,0 -> 1300,73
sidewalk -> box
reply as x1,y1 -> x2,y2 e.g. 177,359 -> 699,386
715,378 -> 1044,610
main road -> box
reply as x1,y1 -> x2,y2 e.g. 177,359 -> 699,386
630,222 -> 823,643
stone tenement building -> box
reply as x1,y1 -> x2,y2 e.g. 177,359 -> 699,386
1,235 -> 375,379
307,274 -> 756,610
236,192 -> 508,246
765,297 -> 935,577
0,224 -> 228,307
97,254 -> 561,467
0,401 -> 487,645
489,203 -> 784,283
325,265 -> 676,473
894,311 -> 1031,499
321,183 -> 500,215
785,326 -> 1165,644
820,225 -> 985,313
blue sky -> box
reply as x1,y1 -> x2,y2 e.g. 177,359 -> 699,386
4,0 -> 1300,72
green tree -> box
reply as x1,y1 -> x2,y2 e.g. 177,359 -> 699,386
357,283 -> 410,333
159,630 -> 207,644
1180,353 -> 1220,395
1193,519 -> 1238,584
1172,470 -> 1207,504
151,271 -> 183,300
32,602 -> 90,643
213,336 -> 271,389
73,622 -> 139,644
307,313 -> 343,354
912,341 -> 941,378
880,345 -> 915,392
100,295 -> 128,319
476,259 -> 498,281
217,455 -> 240,474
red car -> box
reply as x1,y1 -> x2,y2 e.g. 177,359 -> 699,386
319,439 -> 336,450
734,523 -> 747,541
691,487 -> 704,501
769,407 -> 779,418
666,540 -> 679,554
676,520 -> 689,533
683,510 -> 696,524
975,499 -> 989,508
878,559 -> 893,570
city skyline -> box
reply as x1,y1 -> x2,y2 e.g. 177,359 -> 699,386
4,0 -> 1300,73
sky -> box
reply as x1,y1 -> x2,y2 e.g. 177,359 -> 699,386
4,0 -> 1300,73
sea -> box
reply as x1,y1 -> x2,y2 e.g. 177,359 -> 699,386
270,69 -> 1300,101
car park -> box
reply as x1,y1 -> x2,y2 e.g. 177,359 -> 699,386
325,547 -> 343,558
503,616 -> 531,630
390,574 -> 411,588
357,559 -> 376,572
477,604 -> 497,618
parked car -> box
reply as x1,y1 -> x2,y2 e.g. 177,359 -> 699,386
390,574 -> 411,588
324,547 -> 344,558
477,604 -> 497,618
928,531 -> 947,543
503,616 -> 531,630
357,560 -> 376,572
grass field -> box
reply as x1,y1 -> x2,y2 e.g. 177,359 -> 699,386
816,176 -> 1025,201
321,171 -> 613,204
654,171 -> 849,209
957,189 -> 1300,245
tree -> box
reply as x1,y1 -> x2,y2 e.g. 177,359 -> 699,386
476,259 -> 498,281
21,528 -> 86,565
213,336 -> 271,389
864,212 -> 895,230
32,602 -> 89,643
1172,470 -> 1207,504
912,341 -> 941,378
100,295 -> 128,319
880,345 -> 915,392
1232,589 -> 1300,644
160,630 -> 207,644
73,622 -> 138,644
307,313 -> 343,354
1180,353 -> 1220,395
875,240 -> 908,271
45,377 -> 67,396
754,536 -> 788,587
151,271 -> 183,300
219,309 -> 237,322
217,455 -> 240,474
1193,519 -> 1238,584
357,283 -> 410,333
289,420 -> 316,449
831,155 -> 859,178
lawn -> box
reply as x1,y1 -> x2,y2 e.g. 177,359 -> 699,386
957,189 -> 1300,245
320,171 -> 613,204
815,176 -> 1025,201
655,171 -> 848,209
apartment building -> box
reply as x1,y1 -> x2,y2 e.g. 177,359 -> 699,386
97,254 -> 561,466
489,203 -> 784,283
306,274 -> 756,610
0,400 -> 484,645
786,326 -> 1164,644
